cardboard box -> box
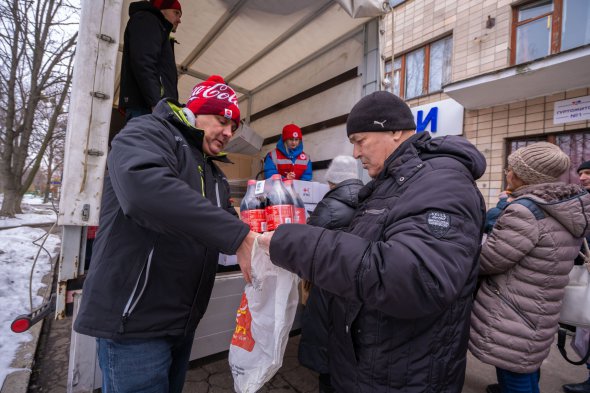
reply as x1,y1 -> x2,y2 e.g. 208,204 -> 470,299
215,152 -> 260,182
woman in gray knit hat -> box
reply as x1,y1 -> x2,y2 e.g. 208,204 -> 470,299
470,142 -> 590,393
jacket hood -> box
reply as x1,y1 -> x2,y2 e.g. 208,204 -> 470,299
324,179 -> 364,208
129,1 -> 172,31
275,135 -> 304,159
383,132 -> 486,181
413,133 -> 486,180
512,183 -> 590,237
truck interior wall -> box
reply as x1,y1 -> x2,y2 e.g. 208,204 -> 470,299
251,77 -> 361,147
259,124 -> 356,183
248,32 -> 365,181
247,34 -> 364,116
227,7 -> 368,92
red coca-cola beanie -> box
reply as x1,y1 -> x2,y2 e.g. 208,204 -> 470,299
150,0 -> 182,12
186,75 -> 240,128
282,124 -> 302,140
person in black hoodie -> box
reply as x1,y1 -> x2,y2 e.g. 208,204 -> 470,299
259,91 -> 486,392
74,75 -> 257,393
119,0 -> 182,122
299,155 -> 364,392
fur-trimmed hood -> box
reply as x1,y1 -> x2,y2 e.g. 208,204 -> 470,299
511,183 -> 590,238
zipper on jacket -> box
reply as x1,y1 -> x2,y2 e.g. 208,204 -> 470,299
198,165 -> 205,197
487,278 -> 535,330
355,247 -> 372,303
118,247 -> 155,334
215,180 -> 221,207
363,208 -> 387,216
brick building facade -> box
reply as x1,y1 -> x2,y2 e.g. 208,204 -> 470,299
381,0 -> 590,206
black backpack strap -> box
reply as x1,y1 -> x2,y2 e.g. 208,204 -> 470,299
557,328 -> 590,365
508,198 -> 545,220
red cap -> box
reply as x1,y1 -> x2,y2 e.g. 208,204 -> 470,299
150,0 -> 181,12
186,75 -> 240,129
282,124 -> 302,141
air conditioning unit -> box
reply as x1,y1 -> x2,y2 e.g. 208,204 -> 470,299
225,123 -> 263,155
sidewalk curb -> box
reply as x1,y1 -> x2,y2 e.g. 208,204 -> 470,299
0,252 -> 59,393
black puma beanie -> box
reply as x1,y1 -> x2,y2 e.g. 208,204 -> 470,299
346,91 -> 416,136
578,160 -> 590,173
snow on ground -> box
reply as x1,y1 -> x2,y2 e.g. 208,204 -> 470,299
0,194 -> 58,228
0,195 -> 60,388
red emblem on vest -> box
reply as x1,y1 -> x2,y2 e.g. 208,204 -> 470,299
299,153 -> 306,160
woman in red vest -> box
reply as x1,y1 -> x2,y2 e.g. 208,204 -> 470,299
264,123 -> 312,180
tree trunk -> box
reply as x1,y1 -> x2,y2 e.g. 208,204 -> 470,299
43,175 -> 52,204
0,185 -> 19,217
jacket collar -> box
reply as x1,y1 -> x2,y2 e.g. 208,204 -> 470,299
129,1 -> 173,34
275,135 -> 304,159
152,99 -> 233,163
358,133 -> 427,202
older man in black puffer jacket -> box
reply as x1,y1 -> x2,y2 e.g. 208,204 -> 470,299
260,91 -> 486,392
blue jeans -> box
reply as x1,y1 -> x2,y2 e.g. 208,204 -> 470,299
97,332 -> 195,393
496,367 -> 540,393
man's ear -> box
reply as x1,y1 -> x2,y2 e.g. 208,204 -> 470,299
392,130 -> 404,141
182,108 -> 196,126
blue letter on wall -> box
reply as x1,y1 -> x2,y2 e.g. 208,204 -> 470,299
416,107 -> 438,132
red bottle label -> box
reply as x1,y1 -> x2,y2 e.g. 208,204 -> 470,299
293,207 -> 306,224
265,205 -> 293,231
241,209 -> 266,233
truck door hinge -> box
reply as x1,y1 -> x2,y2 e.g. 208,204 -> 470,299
81,204 -> 90,221
86,149 -> 104,157
96,33 -> 115,44
90,91 -> 110,100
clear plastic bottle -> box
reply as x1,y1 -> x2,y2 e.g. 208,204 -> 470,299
283,179 -> 306,224
265,174 -> 294,231
240,180 -> 267,233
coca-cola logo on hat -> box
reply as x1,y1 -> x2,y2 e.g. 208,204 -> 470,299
292,132 -> 299,138
224,108 -> 232,119
190,83 -> 238,105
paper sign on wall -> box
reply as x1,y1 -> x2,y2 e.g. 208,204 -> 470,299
553,95 -> 590,124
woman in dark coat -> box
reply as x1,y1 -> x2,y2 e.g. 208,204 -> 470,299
298,155 -> 363,393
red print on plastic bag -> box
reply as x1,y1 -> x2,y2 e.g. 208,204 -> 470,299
231,293 -> 255,352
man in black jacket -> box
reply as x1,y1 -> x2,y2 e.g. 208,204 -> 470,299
74,75 -> 256,393
119,0 -> 182,121
260,91 -> 487,392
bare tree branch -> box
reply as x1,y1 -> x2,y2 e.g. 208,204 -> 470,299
0,0 -> 78,216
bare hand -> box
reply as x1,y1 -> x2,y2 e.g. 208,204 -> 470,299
286,172 -> 295,180
257,231 -> 274,253
236,231 -> 258,283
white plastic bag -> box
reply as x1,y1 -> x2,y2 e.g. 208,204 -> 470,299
572,327 -> 590,359
560,264 -> 590,328
229,237 -> 300,393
